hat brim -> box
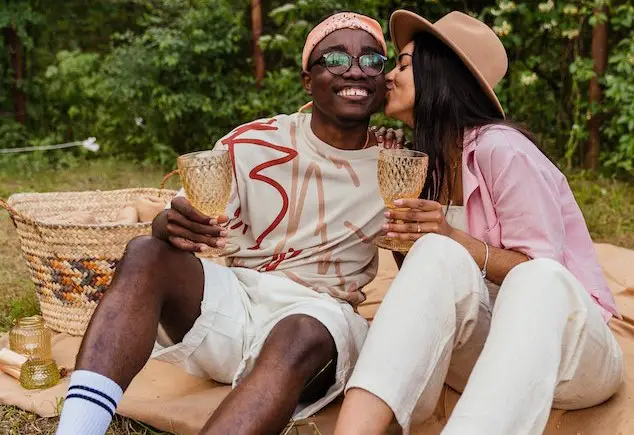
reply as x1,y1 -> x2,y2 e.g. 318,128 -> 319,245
389,10 -> 505,118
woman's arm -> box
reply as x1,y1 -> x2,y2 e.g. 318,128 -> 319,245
386,131 -> 568,283
448,229 -> 528,285
384,199 -> 528,284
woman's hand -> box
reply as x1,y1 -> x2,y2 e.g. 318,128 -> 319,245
384,199 -> 530,285
370,126 -> 407,149
152,197 -> 228,252
382,199 -> 455,241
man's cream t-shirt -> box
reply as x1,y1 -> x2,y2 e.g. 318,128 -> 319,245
213,112 -> 385,306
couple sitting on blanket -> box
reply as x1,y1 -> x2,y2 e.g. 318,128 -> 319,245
56,10 -> 623,435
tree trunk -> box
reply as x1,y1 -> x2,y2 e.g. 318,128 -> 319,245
586,7 -> 608,171
251,0 -> 265,88
3,25 -> 26,125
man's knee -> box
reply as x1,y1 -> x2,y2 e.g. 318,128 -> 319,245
267,315 -> 337,402
113,236 -> 182,293
118,235 -> 186,274
124,235 -> 170,260
265,314 -> 336,373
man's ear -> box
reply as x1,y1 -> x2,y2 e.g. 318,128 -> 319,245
301,71 -> 312,95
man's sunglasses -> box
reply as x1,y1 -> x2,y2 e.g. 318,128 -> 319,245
309,51 -> 387,77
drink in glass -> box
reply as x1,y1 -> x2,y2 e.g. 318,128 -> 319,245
375,148 -> 429,252
177,149 -> 240,258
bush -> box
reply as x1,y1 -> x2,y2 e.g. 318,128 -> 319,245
487,0 -> 634,175
1,0 -> 633,176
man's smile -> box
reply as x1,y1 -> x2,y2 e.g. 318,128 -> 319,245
335,85 -> 372,101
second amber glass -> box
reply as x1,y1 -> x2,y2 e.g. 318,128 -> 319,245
375,148 -> 429,252
177,149 -> 240,258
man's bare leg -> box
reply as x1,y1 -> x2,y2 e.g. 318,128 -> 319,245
75,235 -> 205,388
59,236 -> 337,435
201,314 -> 337,435
56,235 -> 205,434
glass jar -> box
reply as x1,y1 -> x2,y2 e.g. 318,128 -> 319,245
19,358 -> 60,390
9,315 -> 53,360
9,315 -> 60,389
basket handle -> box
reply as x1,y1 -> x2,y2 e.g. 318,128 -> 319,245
160,169 -> 180,189
0,197 -> 28,222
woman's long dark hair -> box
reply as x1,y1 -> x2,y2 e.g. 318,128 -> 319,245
411,32 -> 536,202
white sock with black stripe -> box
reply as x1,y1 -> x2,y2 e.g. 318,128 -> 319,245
56,370 -> 123,435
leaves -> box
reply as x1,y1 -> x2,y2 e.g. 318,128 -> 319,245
0,0 -> 633,176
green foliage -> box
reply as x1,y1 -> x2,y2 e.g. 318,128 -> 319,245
486,0 -> 634,175
0,2 -> 43,49
0,121 -> 29,149
0,0 -> 633,175
602,3 -> 634,175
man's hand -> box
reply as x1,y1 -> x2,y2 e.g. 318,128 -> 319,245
152,197 -> 228,253
370,126 -> 409,149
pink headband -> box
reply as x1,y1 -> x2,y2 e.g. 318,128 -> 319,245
301,12 -> 387,72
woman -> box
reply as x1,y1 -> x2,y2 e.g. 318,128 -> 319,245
334,10 -> 623,435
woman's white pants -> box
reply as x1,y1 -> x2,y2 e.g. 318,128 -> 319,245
346,234 -> 623,434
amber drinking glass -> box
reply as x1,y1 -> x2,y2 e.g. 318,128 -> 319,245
9,315 -> 60,389
375,148 -> 429,252
177,149 -> 239,258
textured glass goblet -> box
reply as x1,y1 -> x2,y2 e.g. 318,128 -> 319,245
375,149 -> 429,252
178,149 -> 239,258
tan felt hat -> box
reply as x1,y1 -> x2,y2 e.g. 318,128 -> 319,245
390,10 -> 507,118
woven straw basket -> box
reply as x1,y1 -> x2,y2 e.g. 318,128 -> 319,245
0,188 -> 177,336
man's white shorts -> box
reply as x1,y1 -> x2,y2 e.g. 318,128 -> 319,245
151,259 -> 368,419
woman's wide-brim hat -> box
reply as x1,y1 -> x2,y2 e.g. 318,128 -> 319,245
390,10 -> 507,118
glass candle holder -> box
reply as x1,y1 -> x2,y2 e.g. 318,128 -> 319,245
9,315 -> 53,360
10,315 -> 60,389
19,358 -> 60,390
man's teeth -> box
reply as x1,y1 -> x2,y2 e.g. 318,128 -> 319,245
337,88 -> 368,97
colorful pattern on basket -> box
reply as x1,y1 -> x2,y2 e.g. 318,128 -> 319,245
27,255 -> 118,304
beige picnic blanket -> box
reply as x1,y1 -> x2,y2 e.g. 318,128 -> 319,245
1,243 -> 633,434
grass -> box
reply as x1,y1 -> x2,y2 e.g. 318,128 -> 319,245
567,171 -> 634,248
0,405 -> 167,435
0,157 -> 633,433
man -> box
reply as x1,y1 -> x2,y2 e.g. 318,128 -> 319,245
56,12 -> 388,435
